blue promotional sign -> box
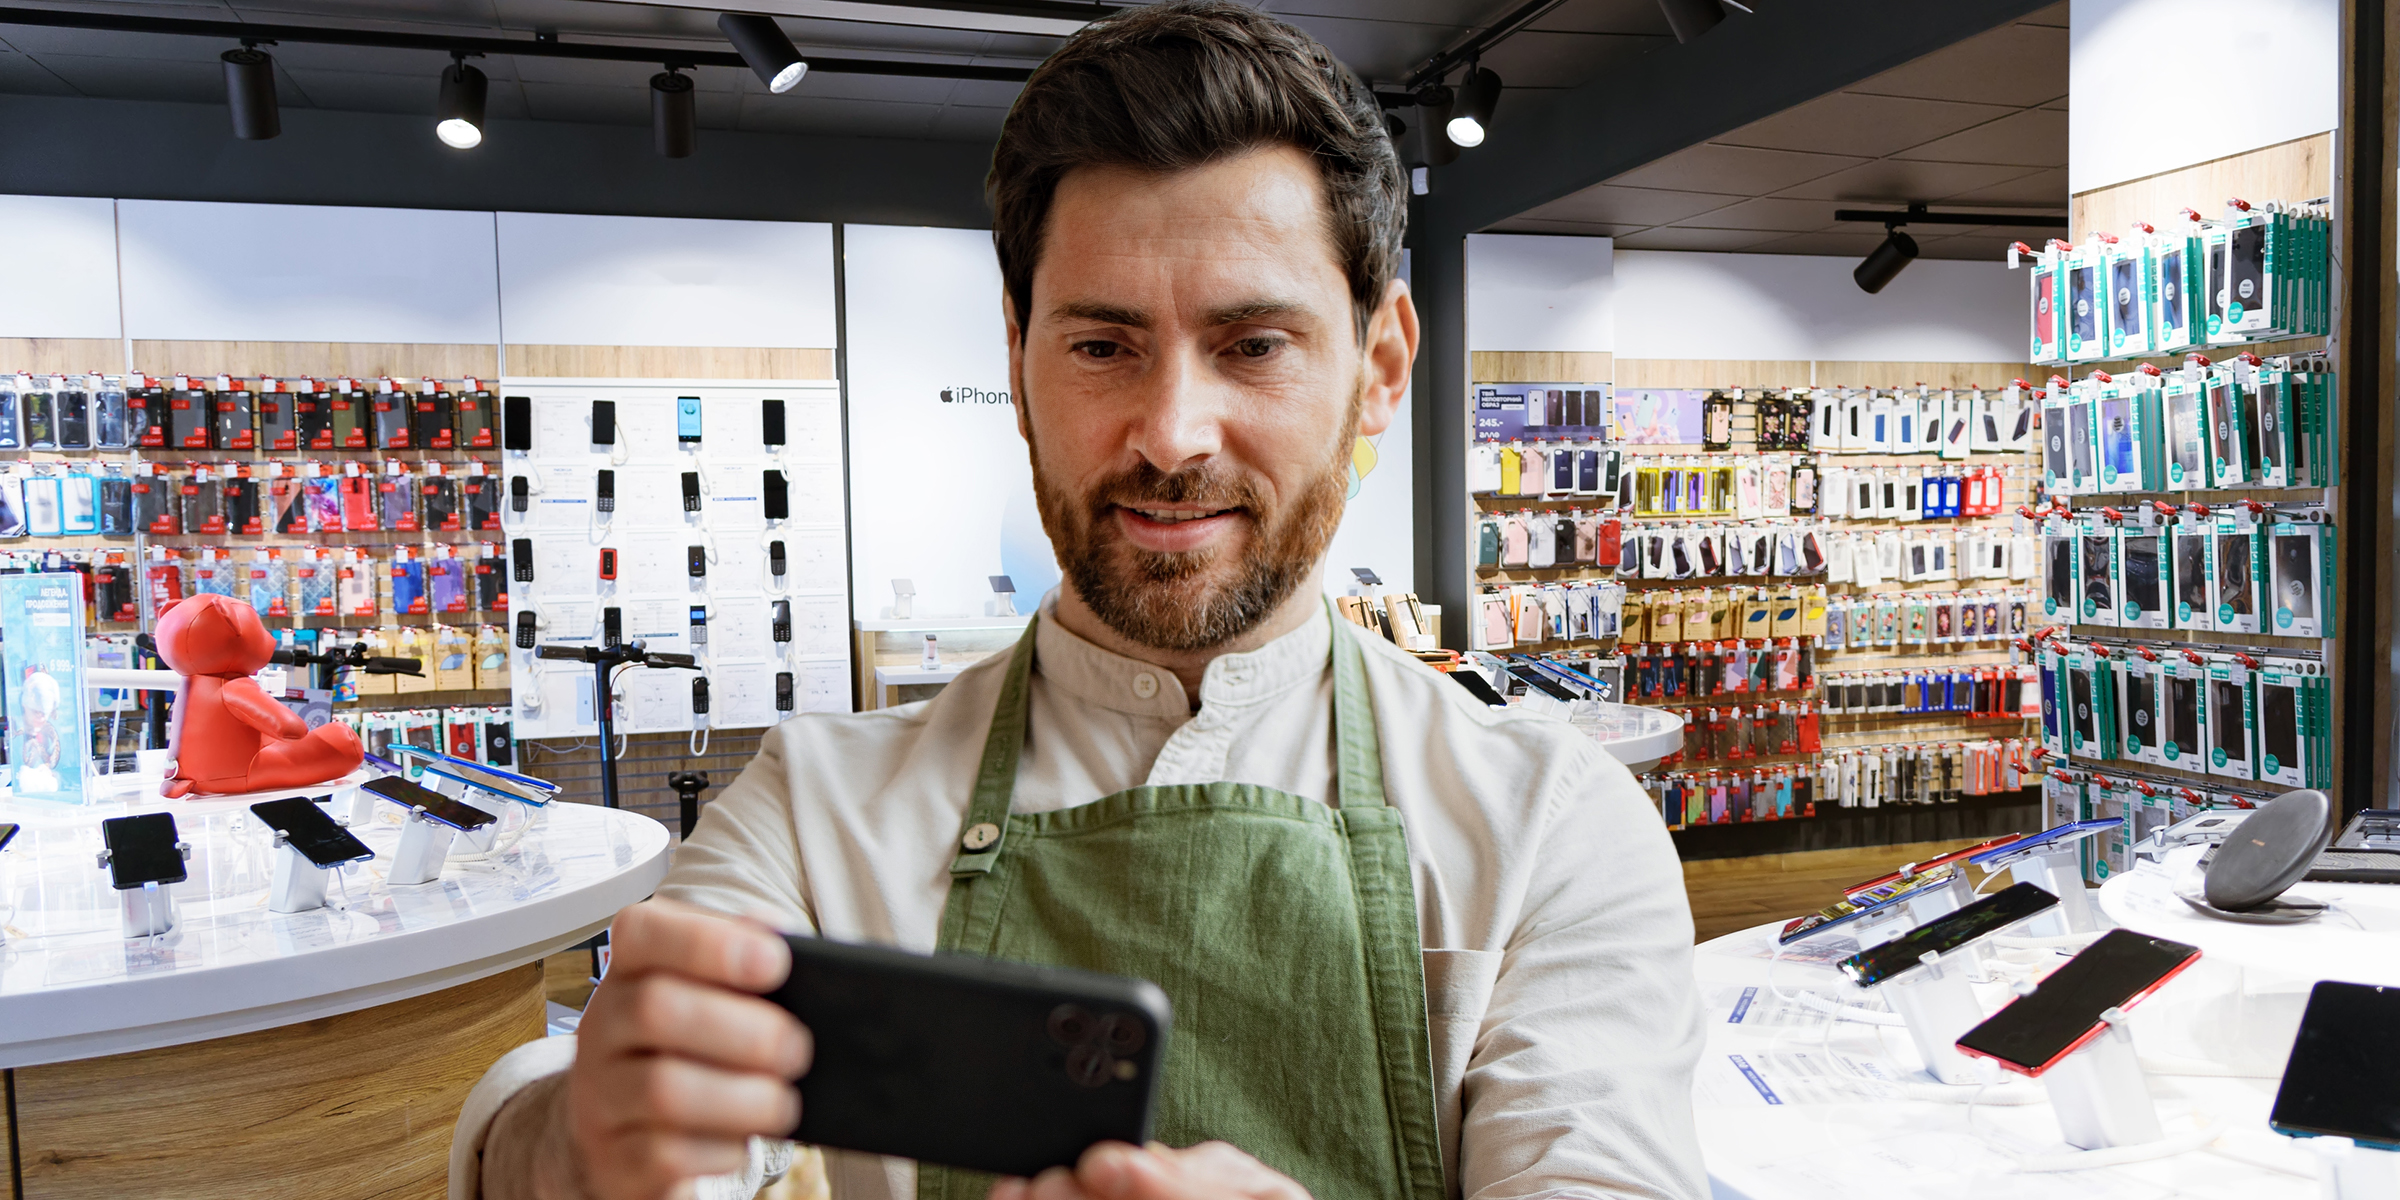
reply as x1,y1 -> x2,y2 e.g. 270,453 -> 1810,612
1,571 -> 91,802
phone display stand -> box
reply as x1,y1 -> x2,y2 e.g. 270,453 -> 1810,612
2041,1006 -> 2162,1149
389,807 -> 454,886
2011,849 -> 2100,935
119,879 -> 177,939
2311,1138 -> 2400,1200
346,784 -> 379,827
1853,873 -> 1972,950
891,578 -> 914,621
418,771 -> 507,854
1879,948 -> 1985,1084
268,833 -> 333,914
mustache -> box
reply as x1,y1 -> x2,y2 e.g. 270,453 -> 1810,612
1089,463 -> 1266,516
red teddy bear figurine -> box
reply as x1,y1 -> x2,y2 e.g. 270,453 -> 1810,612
153,594 -> 363,798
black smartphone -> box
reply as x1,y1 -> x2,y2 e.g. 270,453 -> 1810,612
362,774 -> 498,831
764,470 -> 790,521
101,812 -> 187,890
688,545 -> 707,577
762,398 -> 786,448
592,400 -> 616,446
2262,681 -> 2299,771
765,934 -> 1168,1178
1446,668 -> 1507,707
251,796 -> 373,868
513,538 -> 534,583
2165,675 -> 2200,759
2273,533 -> 2315,623
2271,981 -> 2400,1149
1955,930 -> 2201,1076
1837,883 -> 2059,988
509,474 -> 530,514
503,395 -> 533,451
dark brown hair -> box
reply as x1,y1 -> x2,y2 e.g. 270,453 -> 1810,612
988,0 -> 1405,342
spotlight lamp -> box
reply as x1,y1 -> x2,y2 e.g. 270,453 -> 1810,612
719,13 -> 808,94
1854,227 -> 1919,294
1446,66 -> 1501,149
1412,84 -> 1460,168
435,54 -> 488,149
652,69 -> 696,158
221,44 -> 279,141
1832,203 -> 2071,293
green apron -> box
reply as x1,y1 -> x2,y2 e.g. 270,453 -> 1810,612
920,614 -> 1446,1200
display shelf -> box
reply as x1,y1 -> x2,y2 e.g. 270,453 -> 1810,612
1671,789 -> 2037,860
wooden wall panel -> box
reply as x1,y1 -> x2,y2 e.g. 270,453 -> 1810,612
0,338 -> 125,375
129,340 -> 499,380
2071,133 -> 2334,240
505,345 -> 836,380
1470,350 -> 1611,383
12,964 -> 543,1200
1614,359 -> 1809,389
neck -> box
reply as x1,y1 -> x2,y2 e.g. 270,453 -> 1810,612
1049,564 -> 1327,700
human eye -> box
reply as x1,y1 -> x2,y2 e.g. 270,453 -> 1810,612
1231,335 -> 1284,359
1071,339 -> 1123,359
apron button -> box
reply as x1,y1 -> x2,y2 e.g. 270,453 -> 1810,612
1132,672 -> 1159,699
961,821 -> 1000,851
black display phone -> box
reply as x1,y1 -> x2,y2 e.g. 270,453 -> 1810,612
772,599 -> 792,642
515,610 -> 537,649
509,474 -> 530,514
1955,929 -> 2201,1076
1446,669 -> 1508,707
250,795 -> 373,868
776,671 -> 796,712
682,471 -> 702,512
101,812 -> 187,890
691,677 -> 711,714
513,538 -> 534,583
769,539 -> 787,578
765,934 -> 1168,1178
762,398 -> 786,448
1837,883 -> 2059,988
503,395 -> 533,451
592,400 -> 616,446
764,470 -> 790,521
688,545 -> 707,577
2271,981 -> 2400,1149
603,606 -> 623,648
596,469 -> 616,513
362,774 -> 498,831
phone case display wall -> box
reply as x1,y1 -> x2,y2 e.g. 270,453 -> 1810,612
1466,381 -> 2046,831
497,380 -> 849,742
2018,198 -> 2343,863
0,370 -> 524,775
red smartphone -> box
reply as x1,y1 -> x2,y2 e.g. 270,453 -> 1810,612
1954,930 -> 2201,1077
1844,834 -> 2024,898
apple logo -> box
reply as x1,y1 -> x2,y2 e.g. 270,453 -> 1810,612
941,389 -> 954,402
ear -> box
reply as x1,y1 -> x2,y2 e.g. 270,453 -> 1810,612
1356,278 -> 1417,438
1004,290 -> 1032,444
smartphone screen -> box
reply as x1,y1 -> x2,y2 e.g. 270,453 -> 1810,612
101,812 -> 187,889
363,774 -> 498,831
251,796 -> 373,867
1955,929 -> 2201,1075
2262,683 -> 2299,770
2165,675 -> 2200,759
2216,534 -> 2254,616
2211,679 -> 2248,764
2273,533 -> 2316,623
2271,982 -> 2400,1147
2124,537 -> 2160,611
1838,882 -> 2059,987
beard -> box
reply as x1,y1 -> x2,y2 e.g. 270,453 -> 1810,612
1031,392 -> 1358,653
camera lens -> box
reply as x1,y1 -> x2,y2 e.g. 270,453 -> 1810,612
1047,1004 -> 1093,1046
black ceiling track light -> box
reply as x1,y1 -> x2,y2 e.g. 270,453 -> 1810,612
435,53 -> 489,150
1835,203 -> 2071,293
718,12 -> 809,94
1446,63 -> 1501,149
652,69 -> 697,158
220,42 -> 278,141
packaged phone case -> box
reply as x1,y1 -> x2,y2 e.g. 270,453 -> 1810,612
2209,511 -> 2263,634
181,468 -> 224,535
475,545 -> 507,611
463,473 -> 502,531
168,380 -> 212,449
456,382 -> 496,450
372,381 -> 412,450
20,472 -> 60,536
430,552 -> 469,614
330,382 -> 367,449
296,548 -> 338,615
56,377 -> 90,449
20,378 -> 56,449
214,381 -> 255,450
248,550 -> 289,620
224,475 -> 261,535
421,472 -> 461,531
98,468 -> 133,535
60,470 -> 97,535
0,376 -> 19,449
380,466 -> 419,532
307,475 -> 344,533
340,473 -> 379,532
390,551 -> 429,615
193,548 -> 237,597
271,475 -> 307,534
340,550 -> 378,618
413,385 -> 456,450
258,382 -> 299,450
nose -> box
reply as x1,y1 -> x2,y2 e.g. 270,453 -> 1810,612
1124,341 -> 1225,474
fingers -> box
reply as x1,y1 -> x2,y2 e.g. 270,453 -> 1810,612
606,898 -> 792,993
572,1053 -> 800,1141
1073,1142 -> 1312,1200
577,1127 -> 753,1200
1025,1165 -> 1103,1200
581,972 -> 813,1078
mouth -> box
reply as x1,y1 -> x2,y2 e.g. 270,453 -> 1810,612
1112,504 -> 1246,552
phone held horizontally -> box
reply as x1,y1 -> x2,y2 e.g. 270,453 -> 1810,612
361,773 -> 498,831
1954,929 -> 2202,1076
766,935 -> 1168,1178
1837,882 -> 2059,988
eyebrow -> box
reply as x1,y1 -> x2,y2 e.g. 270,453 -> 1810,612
1046,298 -> 1316,330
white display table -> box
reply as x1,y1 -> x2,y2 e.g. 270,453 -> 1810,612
0,771 -> 670,1200
1693,911 -> 2325,1200
1574,701 -> 1683,769
2099,857 -> 2400,986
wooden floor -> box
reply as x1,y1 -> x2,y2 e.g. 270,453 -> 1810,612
1682,837 -> 1992,943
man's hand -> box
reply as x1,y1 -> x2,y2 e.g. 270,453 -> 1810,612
989,1142 -> 1311,1200
562,899 -> 812,1200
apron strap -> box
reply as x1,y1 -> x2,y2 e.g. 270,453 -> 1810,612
1328,601 -> 1388,811
948,616 -> 1040,876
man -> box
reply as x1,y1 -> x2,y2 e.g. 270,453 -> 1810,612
455,5 -> 1704,1199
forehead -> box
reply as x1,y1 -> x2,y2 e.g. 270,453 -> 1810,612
1033,145 -> 1347,307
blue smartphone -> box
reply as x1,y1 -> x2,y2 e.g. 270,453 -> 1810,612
1779,868 -> 1955,944
390,745 -> 556,806
363,774 -> 496,831
1971,818 -> 2123,869
676,395 -> 703,444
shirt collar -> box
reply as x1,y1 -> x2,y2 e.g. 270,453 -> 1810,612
1032,596 -> 1332,717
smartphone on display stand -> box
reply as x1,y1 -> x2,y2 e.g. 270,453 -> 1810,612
362,774 -> 498,831
2271,981 -> 2400,1149
765,934 -> 1167,1177
100,812 -> 188,889
1954,929 -> 2202,1076
1837,883 -> 2059,988
0,822 -> 18,854
250,796 -> 374,868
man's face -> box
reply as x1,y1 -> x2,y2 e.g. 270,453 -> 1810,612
1008,145 -> 1410,652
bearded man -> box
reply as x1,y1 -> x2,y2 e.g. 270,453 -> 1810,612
454,5 -> 1704,1199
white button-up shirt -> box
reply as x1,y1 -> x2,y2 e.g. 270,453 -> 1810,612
453,599 -> 1706,1200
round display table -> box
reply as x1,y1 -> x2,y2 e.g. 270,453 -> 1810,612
0,774 -> 669,1200
1575,701 -> 1683,770
1692,913 -> 2324,1200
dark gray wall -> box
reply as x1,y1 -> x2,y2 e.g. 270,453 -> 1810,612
0,93 -> 995,228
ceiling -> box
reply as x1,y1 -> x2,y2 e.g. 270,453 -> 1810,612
1488,1 -> 2069,260
0,0 -> 1703,144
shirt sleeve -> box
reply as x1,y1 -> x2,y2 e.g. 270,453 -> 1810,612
1459,745 -> 1708,1200
656,724 -> 818,934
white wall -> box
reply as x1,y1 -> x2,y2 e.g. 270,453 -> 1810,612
2070,0 -> 2338,193
1466,233 -> 1614,353
1611,250 -> 2024,363
1322,250 -> 1416,594
495,213 -> 836,347
0,195 -> 122,341
115,200 -> 500,344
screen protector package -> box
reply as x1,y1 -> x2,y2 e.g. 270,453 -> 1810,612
2217,205 -> 2274,341
2042,520 -> 2076,621
2077,515 -> 2119,627
2248,358 -> 2293,488
2093,376 -> 2146,494
2118,652 -> 2164,765
2203,365 -> 2248,488
2203,655 -> 2255,781
2064,241 -> 2104,362
2253,658 -> 2316,789
2041,386 -> 2075,495
2151,227 -> 2201,353
2210,509 -> 2263,635
2266,514 -> 2334,638
2103,235 -> 2153,359
2118,516 -> 2170,629
2028,243 -> 2065,364
2064,644 -> 2116,761
2158,653 -> 2206,769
